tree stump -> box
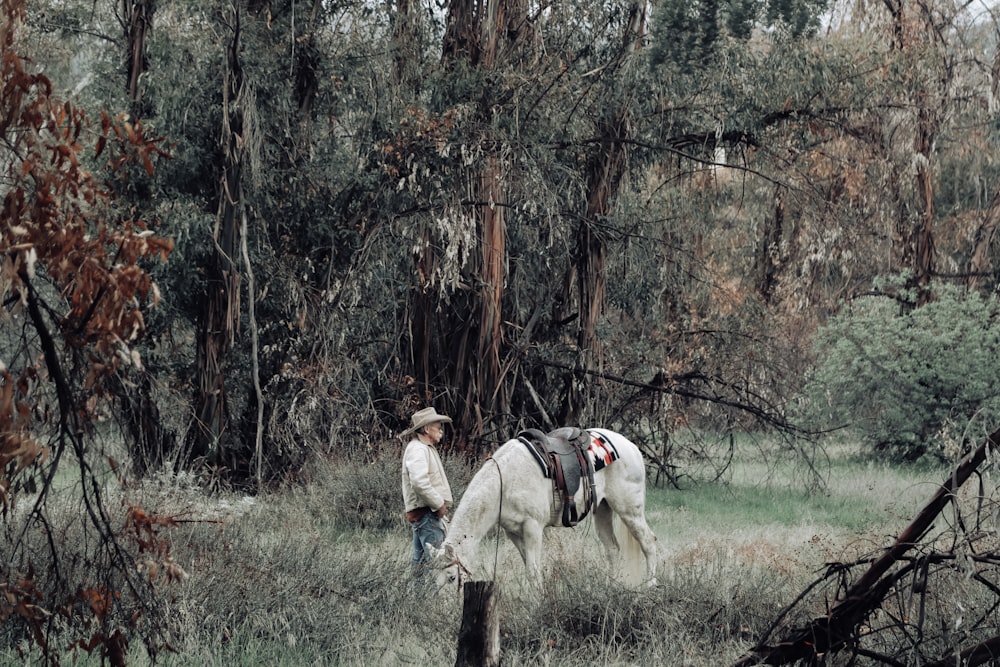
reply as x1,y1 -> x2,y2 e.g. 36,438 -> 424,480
455,581 -> 500,667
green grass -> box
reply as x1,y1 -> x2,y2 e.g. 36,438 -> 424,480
640,437 -> 962,607
649,457 -> 950,534
652,483 -> 879,531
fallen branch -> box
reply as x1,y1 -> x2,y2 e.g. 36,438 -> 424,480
730,426 -> 1000,666
922,635 -> 1000,667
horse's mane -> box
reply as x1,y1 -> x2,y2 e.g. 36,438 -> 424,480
446,450 -> 504,557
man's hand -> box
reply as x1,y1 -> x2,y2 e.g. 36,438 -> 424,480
435,503 -> 449,519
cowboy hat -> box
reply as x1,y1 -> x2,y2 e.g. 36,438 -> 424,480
399,406 -> 453,439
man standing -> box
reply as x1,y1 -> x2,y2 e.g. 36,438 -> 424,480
400,406 -> 454,581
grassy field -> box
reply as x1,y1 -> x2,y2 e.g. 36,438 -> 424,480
651,440 -> 951,566
4,437 -> 982,666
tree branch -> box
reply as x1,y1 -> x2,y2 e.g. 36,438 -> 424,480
922,635 -> 1000,667
730,427 -> 1000,666
529,355 -> 806,434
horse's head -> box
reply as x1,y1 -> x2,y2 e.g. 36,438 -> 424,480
430,541 -> 467,591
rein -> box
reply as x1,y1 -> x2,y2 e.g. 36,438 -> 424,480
490,456 -> 503,582
446,556 -> 472,593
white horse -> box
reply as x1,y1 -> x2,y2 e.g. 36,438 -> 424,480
435,428 -> 658,589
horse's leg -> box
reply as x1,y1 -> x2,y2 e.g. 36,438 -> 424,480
506,521 -> 545,591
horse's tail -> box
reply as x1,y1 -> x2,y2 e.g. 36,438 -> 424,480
613,514 -> 646,587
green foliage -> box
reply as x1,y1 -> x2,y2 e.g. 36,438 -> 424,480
800,281 -> 1000,462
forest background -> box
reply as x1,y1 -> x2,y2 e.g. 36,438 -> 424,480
4,0 -> 1000,662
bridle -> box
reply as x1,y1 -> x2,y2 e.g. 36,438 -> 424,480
444,555 -> 473,593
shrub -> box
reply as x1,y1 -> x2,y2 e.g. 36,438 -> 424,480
799,281 -> 1000,462
304,450 -> 476,531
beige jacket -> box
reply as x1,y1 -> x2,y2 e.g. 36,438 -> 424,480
401,438 -> 453,513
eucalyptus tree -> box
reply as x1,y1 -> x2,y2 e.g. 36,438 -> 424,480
18,0 -> 996,485
565,0 -> 1000,451
378,1 -> 690,447
380,0 -> 850,452
123,0 -> 154,118
22,0 -> 189,474
21,0 -> 394,481
180,0 -> 422,481
838,0 -> 1000,305
639,0 -> 998,350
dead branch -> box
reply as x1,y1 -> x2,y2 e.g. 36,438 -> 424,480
730,426 -> 1000,666
530,357 -> 804,434
922,635 -> 1000,667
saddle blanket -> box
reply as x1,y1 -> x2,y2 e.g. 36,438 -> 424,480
518,429 -> 621,477
588,431 -> 620,471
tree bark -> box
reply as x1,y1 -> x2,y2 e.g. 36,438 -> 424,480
912,94 -> 937,305
392,0 -> 424,94
967,187 -> 1000,290
123,0 -> 153,118
120,0 -> 175,471
192,2 -> 245,465
455,581 -> 501,667
116,372 -> 174,476
404,0 -> 532,449
756,186 -> 784,303
884,1 -> 939,306
469,156 -> 507,435
562,2 -> 645,424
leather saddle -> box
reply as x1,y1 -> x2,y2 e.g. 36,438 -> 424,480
517,427 -> 596,527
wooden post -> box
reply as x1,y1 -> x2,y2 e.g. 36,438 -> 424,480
455,581 -> 500,667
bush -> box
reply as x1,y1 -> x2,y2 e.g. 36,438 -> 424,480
303,450 -> 477,531
799,281 -> 1000,462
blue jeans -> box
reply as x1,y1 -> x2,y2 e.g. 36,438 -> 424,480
410,512 -> 446,580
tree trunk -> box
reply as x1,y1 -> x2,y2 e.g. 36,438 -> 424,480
192,2 -> 245,466
409,224 -> 437,400
403,0 -> 530,450
885,1 -> 938,306
392,0 -> 425,94
561,3 -> 645,424
455,581 -> 501,667
116,372 -> 175,476
756,186 -> 784,303
912,95 -> 936,305
119,0 -> 176,471
467,156 -> 507,437
123,0 -> 153,119
967,187 -> 1000,290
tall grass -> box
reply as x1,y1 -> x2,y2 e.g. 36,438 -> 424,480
2,437 -> 977,666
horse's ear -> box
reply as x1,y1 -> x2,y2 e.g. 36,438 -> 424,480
428,542 -> 447,561
430,542 -> 453,562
